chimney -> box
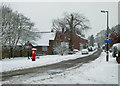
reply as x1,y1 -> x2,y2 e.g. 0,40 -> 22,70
62,28 -> 64,33
51,29 -> 54,32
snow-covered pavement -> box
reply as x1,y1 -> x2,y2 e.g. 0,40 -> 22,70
11,51 -> 117,84
1,50 -> 97,72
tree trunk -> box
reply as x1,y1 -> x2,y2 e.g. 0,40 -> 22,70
19,46 -> 22,57
69,29 -> 73,51
9,47 -> 13,58
69,14 -> 74,51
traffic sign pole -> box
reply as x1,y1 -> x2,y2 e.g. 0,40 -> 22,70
106,42 -> 109,61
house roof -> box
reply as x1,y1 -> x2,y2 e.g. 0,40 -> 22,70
76,33 -> 88,41
33,32 -> 56,46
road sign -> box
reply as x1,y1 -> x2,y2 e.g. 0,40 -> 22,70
104,40 -> 111,43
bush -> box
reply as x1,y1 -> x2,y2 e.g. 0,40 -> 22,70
54,43 -> 69,56
116,57 -> 120,64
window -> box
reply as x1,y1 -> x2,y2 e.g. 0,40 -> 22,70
80,43 -> 83,50
42,46 -> 48,51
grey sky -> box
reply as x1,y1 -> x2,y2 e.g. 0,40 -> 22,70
6,2 -> 118,38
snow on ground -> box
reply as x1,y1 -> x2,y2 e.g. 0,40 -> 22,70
20,51 -> 118,84
1,50 -> 97,72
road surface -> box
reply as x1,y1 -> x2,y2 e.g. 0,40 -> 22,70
2,49 -> 102,82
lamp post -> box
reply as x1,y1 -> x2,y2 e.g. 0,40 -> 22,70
101,10 -> 109,61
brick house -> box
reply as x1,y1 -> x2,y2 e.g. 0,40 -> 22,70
54,28 -> 88,51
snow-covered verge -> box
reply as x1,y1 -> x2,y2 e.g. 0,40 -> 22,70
1,50 -> 97,72
21,52 -> 118,84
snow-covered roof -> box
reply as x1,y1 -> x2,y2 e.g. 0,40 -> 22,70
33,32 -> 56,46
76,33 -> 88,41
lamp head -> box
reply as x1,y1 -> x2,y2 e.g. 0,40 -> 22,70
101,10 -> 106,13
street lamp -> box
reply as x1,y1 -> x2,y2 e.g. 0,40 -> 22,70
101,10 -> 109,62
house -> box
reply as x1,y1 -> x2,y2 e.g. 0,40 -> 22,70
54,28 -> 88,51
33,32 -> 56,55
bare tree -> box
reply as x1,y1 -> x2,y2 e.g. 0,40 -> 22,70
52,12 -> 90,51
88,35 -> 95,47
109,24 -> 120,47
0,5 -> 2,60
95,30 -> 106,46
2,5 -> 38,58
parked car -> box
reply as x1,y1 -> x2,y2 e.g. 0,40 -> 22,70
68,51 -> 74,54
73,49 -> 79,53
92,46 -> 97,51
81,49 -> 89,55
88,46 -> 93,52
109,49 -> 112,52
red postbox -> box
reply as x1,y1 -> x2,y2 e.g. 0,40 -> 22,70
32,48 -> 37,61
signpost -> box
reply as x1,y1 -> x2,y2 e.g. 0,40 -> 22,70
104,39 -> 111,62
104,40 -> 111,43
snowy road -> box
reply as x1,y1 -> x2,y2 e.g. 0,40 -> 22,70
2,49 -> 102,84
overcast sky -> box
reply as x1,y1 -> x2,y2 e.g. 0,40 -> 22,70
5,2 -> 118,38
